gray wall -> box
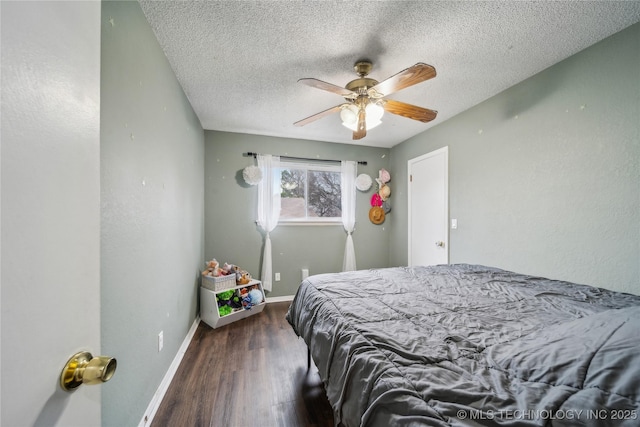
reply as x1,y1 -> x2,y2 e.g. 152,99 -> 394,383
100,1 -> 205,426
205,131 -> 390,297
390,23 -> 640,295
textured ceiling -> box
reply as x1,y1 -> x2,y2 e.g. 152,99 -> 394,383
138,1 -> 640,148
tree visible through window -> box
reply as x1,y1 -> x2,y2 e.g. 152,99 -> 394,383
280,162 -> 342,221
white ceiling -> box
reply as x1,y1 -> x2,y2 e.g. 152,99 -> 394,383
138,1 -> 640,148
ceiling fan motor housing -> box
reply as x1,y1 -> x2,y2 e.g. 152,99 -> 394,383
345,77 -> 379,94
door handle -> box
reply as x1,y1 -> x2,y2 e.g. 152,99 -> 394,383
60,351 -> 117,391
435,241 -> 445,248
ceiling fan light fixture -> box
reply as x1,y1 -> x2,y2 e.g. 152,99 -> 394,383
340,104 -> 359,126
366,101 -> 384,123
340,102 -> 384,131
366,118 -> 382,130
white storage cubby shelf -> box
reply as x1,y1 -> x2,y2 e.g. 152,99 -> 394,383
200,279 -> 266,329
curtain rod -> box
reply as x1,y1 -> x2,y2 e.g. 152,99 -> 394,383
244,152 -> 367,166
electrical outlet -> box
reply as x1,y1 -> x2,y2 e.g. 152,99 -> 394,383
275,272 -> 281,281
158,331 -> 163,352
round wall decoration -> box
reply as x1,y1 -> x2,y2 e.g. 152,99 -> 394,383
355,173 -> 373,191
242,165 -> 262,185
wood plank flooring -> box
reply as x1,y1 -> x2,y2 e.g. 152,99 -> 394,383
151,302 -> 334,427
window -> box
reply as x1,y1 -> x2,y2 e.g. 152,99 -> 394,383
279,161 -> 342,223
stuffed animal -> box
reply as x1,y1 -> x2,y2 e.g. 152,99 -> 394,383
218,305 -> 232,316
237,271 -> 251,285
202,259 -> 253,285
216,289 -> 234,301
216,289 -> 238,316
222,263 -> 235,275
202,258 -> 223,277
242,288 -> 263,309
229,294 -> 242,310
248,289 -> 263,305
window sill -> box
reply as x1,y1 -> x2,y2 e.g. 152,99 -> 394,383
278,220 -> 342,226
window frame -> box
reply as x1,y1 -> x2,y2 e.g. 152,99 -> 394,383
278,159 -> 343,225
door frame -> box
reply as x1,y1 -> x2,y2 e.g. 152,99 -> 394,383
407,146 -> 449,266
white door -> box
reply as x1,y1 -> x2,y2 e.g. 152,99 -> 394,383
1,2 -> 102,426
408,147 -> 449,266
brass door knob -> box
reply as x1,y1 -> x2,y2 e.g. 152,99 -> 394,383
60,351 -> 117,391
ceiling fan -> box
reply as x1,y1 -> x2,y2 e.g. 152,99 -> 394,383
294,60 -> 438,140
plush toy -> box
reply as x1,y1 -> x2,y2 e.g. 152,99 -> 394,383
239,287 -> 249,299
216,289 -> 234,301
218,305 -> 232,317
202,258 -> 224,277
229,294 -> 242,310
216,289 -> 239,316
216,289 -> 232,306
222,263 -> 235,274
248,289 -> 263,305
242,288 -> 263,309
202,259 -> 253,289
237,271 -> 251,285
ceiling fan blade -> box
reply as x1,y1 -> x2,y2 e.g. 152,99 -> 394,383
294,104 -> 343,127
352,108 -> 366,140
352,129 -> 366,140
368,63 -> 436,98
298,78 -> 357,98
383,99 -> 438,123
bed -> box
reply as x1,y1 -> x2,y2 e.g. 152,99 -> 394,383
286,264 -> 640,426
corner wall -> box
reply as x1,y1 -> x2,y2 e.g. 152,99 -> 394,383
205,131 -> 390,297
390,23 -> 640,295
100,2 -> 205,425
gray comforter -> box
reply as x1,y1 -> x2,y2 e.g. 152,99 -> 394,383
286,264 -> 640,426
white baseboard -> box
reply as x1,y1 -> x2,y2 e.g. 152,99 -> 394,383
266,295 -> 294,303
138,316 -> 201,427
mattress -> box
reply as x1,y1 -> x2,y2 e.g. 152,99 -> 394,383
286,264 -> 640,426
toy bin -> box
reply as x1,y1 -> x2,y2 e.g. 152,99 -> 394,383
200,280 -> 266,329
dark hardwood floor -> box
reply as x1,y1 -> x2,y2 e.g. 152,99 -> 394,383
151,302 -> 334,427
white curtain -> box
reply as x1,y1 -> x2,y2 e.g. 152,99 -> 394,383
341,161 -> 357,271
257,154 -> 281,292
